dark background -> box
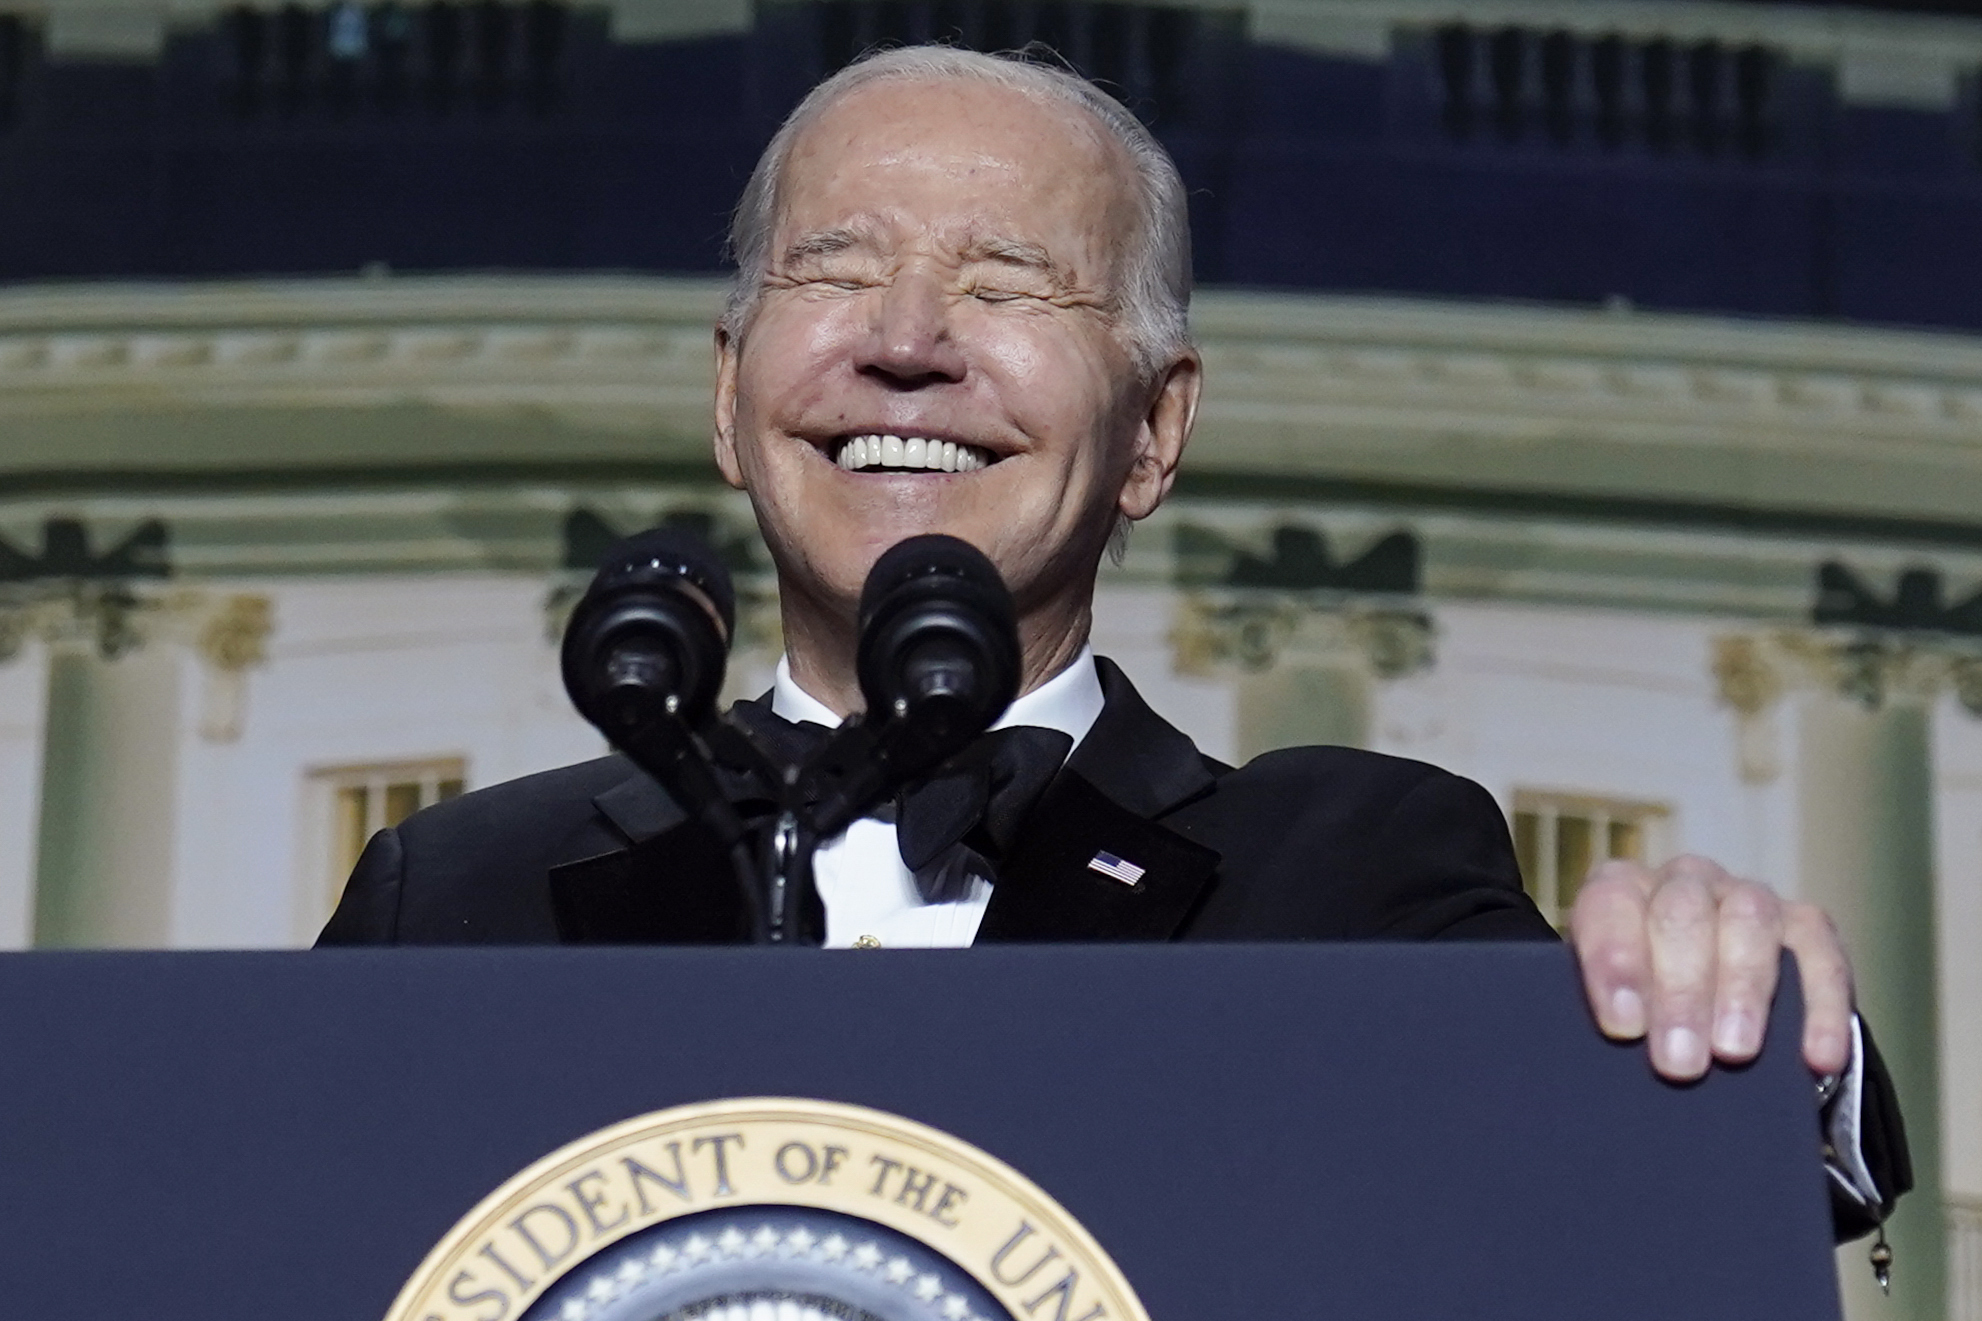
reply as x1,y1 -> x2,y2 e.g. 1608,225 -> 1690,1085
6,0 -> 1982,331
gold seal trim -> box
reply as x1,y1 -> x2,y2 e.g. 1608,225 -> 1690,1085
383,1096 -> 1152,1321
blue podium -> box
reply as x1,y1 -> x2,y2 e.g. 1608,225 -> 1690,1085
0,944 -> 1839,1318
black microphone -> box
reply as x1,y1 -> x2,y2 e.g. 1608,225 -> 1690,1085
560,528 -> 756,913
810,534 -> 1021,837
561,526 -> 735,740
858,533 -> 1020,734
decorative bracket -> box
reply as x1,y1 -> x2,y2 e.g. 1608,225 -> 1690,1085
0,583 -> 273,742
1171,589 -> 1436,681
1713,628 -> 1982,783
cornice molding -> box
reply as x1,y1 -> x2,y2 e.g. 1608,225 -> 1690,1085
1192,288 -> 1982,431
0,276 -> 725,413
0,275 -> 730,470
1187,289 -> 1982,531
8,274 -> 1982,529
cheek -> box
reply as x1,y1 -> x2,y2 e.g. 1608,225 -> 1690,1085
735,299 -> 865,428
975,321 -> 1125,450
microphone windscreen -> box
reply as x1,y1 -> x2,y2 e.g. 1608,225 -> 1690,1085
858,534 -> 1000,629
586,525 -> 737,642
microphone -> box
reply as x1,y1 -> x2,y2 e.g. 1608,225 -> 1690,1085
809,535 -> 1021,837
561,528 -> 754,896
561,526 -> 735,739
858,533 -> 1020,735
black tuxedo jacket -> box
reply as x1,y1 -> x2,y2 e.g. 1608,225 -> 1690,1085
319,657 -> 1908,1240
321,658 -> 1549,946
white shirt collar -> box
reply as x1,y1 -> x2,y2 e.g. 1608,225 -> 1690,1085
770,645 -> 1106,753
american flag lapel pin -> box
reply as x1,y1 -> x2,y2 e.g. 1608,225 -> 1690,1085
1086,850 -> 1146,886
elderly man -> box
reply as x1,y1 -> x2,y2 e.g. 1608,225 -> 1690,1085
322,47 -> 1906,1237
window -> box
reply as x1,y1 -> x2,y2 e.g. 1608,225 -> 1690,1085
1511,790 -> 1671,928
310,758 -> 465,928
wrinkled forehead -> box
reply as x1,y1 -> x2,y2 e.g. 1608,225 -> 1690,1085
771,77 -> 1140,272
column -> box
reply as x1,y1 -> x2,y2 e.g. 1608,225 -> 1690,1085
1718,631 -> 1968,1321
32,643 -> 187,947
15,585 -> 270,948
1793,692 -> 1946,1321
1172,590 -> 1434,761
0,636 -> 49,949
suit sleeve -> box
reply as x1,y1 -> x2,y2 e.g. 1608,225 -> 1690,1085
1363,770 -> 1557,941
315,828 -> 406,945
1826,1016 -> 1914,1243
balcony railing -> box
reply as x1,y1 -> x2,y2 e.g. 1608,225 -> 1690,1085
1430,23 -> 1778,160
220,0 -> 571,118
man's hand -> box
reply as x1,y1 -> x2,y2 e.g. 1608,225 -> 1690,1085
1567,856 -> 1854,1082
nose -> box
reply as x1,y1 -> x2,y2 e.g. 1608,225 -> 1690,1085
856,265 -> 967,389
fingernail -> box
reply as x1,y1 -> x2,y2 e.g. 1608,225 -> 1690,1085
1807,1028 -> 1848,1072
1662,1026 -> 1707,1075
1713,1009 -> 1758,1057
1609,987 -> 1646,1032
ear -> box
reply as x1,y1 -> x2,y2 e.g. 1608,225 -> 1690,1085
1117,349 -> 1201,522
712,325 -> 747,491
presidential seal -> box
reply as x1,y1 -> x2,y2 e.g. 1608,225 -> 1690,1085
385,1098 -> 1151,1321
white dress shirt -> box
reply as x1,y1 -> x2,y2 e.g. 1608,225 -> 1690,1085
772,646 -> 1105,949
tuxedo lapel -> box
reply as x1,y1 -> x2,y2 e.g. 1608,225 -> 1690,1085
977,658 -> 1223,942
1064,657 -> 1222,814
546,695 -> 818,944
592,768 -> 687,842
547,763 -> 748,943
975,770 -> 1220,940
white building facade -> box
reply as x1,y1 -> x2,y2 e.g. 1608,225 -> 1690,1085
0,274 -> 1977,1317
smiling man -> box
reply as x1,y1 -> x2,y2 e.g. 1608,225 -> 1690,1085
710,61 -> 1190,719
322,47 -> 1908,1239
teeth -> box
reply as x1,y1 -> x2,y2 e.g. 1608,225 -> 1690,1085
833,433 -> 992,473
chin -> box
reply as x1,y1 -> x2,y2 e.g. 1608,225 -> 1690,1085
854,515 -> 985,557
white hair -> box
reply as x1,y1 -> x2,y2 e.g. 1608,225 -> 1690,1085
719,45 -> 1193,376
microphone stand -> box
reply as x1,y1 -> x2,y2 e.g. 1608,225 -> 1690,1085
612,713 -> 772,944
696,717 -> 848,947
698,714 -> 906,946
762,810 -> 821,946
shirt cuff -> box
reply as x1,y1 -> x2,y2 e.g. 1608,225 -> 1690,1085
1822,1013 -> 1883,1210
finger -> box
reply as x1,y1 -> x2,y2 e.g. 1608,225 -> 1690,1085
1567,860 -> 1657,1040
1783,903 -> 1854,1075
1709,880 -> 1783,1064
1645,857 -> 1721,1081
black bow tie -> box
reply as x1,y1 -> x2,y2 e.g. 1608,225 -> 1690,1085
721,700 -> 1074,902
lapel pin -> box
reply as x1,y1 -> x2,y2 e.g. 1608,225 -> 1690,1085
1086,850 -> 1146,886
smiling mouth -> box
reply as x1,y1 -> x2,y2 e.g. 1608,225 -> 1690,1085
832,434 -> 994,473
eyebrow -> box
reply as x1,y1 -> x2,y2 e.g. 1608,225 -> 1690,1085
775,227 -> 1081,292
778,227 -> 872,265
